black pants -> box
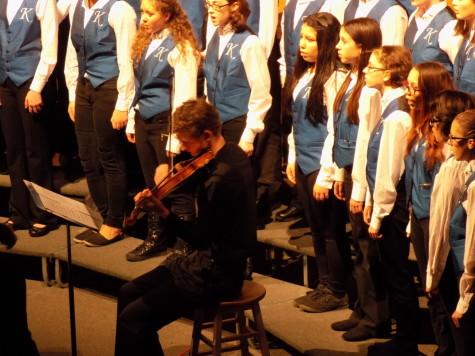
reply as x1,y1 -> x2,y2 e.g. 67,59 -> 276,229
295,165 -> 351,295
75,78 -> 127,228
0,78 -> 56,228
377,182 -> 419,351
221,115 -> 246,145
411,213 -> 456,356
344,169 -> 389,331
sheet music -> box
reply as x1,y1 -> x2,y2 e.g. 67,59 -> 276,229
24,180 -> 102,229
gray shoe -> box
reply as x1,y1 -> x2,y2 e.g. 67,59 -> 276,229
299,292 -> 349,313
293,284 -> 330,308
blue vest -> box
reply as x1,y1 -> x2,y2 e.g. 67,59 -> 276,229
179,0 -> 205,49
333,89 -> 358,169
203,30 -> 251,123
404,140 -> 440,219
344,0 -> 403,24
454,37 -> 475,95
133,36 -> 175,120
398,0 -> 415,14
0,0 -> 42,87
283,0 -> 325,78
449,170 -> 475,273
404,7 -> 454,72
366,94 -> 409,195
123,0 -> 140,25
71,0 -> 120,88
246,0 -> 260,34
292,77 -> 328,175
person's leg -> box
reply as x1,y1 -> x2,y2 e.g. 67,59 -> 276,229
221,115 -> 246,145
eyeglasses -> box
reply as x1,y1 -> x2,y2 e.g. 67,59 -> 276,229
205,1 -> 230,11
448,134 -> 472,142
403,81 -> 420,94
366,66 -> 387,72
429,117 -> 443,127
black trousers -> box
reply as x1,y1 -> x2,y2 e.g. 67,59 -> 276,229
74,78 -> 127,228
221,115 -> 246,145
295,165 -> 351,295
344,169 -> 389,331
0,78 -> 56,228
411,212 -> 457,356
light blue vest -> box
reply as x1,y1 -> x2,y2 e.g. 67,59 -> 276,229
292,77 -> 328,175
333,89 -> 358,169
449,170 -> 475,272
366,94 -> 409,195
404,140 -> 440,219
204,30 -> 251,123
123,0 -> 140,25
179,0 -> 205,49
133,36 -> 175,120
246,0 -> 260,34
344,0 -> 404,24
0,0 -> 42,87
454,38 -> 475,95
398,0 -> 416,14
404,7 -> 454,72
283,0 -> 325,78
71,0 -> 120,88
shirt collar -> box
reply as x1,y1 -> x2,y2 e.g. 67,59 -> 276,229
419,1 -> 447,21
381,87 -> 405,107
151,28 -> 170,41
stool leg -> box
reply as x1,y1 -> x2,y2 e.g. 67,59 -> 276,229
191,308 -> 205,356
237,311 -> 250,356
212,313 -> 223,356
251,303 -> 270,356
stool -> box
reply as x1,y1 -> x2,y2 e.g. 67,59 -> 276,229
190,280 -> 270,356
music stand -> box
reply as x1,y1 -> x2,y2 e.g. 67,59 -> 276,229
24,180 -> 102,356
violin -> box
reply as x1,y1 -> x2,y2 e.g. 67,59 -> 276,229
125,150 -> 214,226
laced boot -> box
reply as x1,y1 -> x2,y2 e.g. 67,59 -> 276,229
126,211 -> 168,262
170,214 -> 196,257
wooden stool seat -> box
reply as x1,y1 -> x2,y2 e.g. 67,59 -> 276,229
191,280 -> 270,356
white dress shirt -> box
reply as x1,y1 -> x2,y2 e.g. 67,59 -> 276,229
426,156 -> 468,291
6,0 -> 58,93
456,160 -> 475,314
439,20 -> 474,64
205,25 -> 272,144
64,0 -> 136,111
353,0 -> 408,46
366,87 -> 411,230
407,1 -> 448,44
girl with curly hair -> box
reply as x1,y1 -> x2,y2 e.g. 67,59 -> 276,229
203,0 -> 271,156
124,0 -> 200,261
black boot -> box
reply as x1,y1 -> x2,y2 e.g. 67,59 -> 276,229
126,211 -> 168,262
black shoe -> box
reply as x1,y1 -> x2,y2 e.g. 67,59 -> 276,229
331,318 -> 360,332
367,339 -> 419,356
29,224 -> 58,237
126,212 -> 168,261
275,205 -> 302,222
342,326 -> 377,342
84,230 -> 124,247
4,220 -> 28,231
74,229 -> 95,244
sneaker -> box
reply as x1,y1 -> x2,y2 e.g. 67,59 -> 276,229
293,285 -> 329,308
299,292 -> 349,313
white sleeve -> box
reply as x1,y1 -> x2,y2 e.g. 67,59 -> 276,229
258,0 -> 278,59
287,127 -> 296,164
109,2 -> 137,111
320,0 -> 347,24
31,0 -> 59,93
278,6 -> 287,81
65,1 -> 79,102
56,0 -> 73,23
370,113 -> 411,230
350,87 -> 381,202
426,159 -> 467,290
438,20 -> 462,64
456,182 -> 475,314
240,35 -> 272,143
380,5 -> 408,46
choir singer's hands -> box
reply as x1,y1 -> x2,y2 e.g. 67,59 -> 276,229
313,184 -> 329,201
111,110 -> 128,130
286,162 -> 296,185
334,181 -> 345,201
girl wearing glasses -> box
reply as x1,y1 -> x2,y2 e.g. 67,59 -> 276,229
283,12 -> 352,314
426,90 -> 475,356
361,45 -> 421,356
315,18 -> 388,342
203,0 -> 271,157
123,0 -> 200,261
445,109 -> 475,354
403,0 -> 455,71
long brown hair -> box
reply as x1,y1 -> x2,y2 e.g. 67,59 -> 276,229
226,0 -> 252,33
454,0 -> 475,44
333,18 -> 382,124
405,62 -> 455,168
131,0 -> 200,65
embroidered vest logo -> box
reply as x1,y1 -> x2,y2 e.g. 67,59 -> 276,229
93,11 -> 106,27
154,47 -> 170,62
466,44 -> 475,61
19,8 -> 34,23
423,27 -> 438,45
303,87 -> 311,99
225,43 -> 239,60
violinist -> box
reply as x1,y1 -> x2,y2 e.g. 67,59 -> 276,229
115,98 -> 256,356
